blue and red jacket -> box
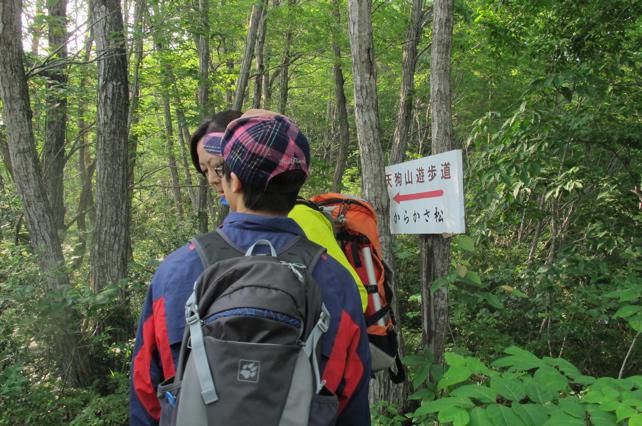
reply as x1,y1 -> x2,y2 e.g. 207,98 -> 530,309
130,212 -> 371,425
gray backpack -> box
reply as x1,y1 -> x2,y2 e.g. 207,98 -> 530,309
157,230 -> 338,426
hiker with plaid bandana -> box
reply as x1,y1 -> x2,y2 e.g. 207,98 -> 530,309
130,110 -> 371,425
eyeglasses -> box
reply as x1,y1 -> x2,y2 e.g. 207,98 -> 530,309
212,165 -> 224,178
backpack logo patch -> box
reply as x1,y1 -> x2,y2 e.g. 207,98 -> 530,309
238,359 -> 260,383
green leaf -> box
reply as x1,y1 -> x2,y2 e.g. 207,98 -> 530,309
412,362 -> 432,389
630,413 -> 642,426
621,390 -> 642,408
464,271 -> 483,287
438,406 -> 471,426
451,385 -> 497,403
466,357 -> 493,376
439,366 -> 473,390
469,407 -> 492,426
573,375 -> 596,386
482,293 -> 504,310
431,275 -> 452,294
586,405 -> 618,426
409,387 -> 435,401
492,347 -> 543,370
402,353 -> 430,367
543,357 -> 583,381
614,305 -> 642,319
413,396 -> 474,416
583,388 -> 606,404
490,376 -> 526,402
431,363 -> 446,383
557,398 -> 585,419
486,404 -> 525,426
525,379 -> 557,404
628,313 -> 642,332
618,287 -> 642,302
498,285 -> 528,298
624,375 -> 642,389
615,404 -> 635,422
445,352 -> 469,368
457,235 -> 475,252
542,412 -> 585,426
512,403 -> 549,426
504,346 -> 541,360
534,366 -> 568,393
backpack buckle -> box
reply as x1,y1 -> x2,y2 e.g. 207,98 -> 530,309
186,311 -> 201,325
318,306 -> 330,333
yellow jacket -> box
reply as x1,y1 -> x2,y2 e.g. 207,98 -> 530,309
289,204 -> 368,312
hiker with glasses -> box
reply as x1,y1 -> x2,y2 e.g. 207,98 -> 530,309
130,110 -> 371,426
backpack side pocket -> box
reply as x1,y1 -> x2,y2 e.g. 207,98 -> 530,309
308,392 -> 338,426
157,377 -> 181,426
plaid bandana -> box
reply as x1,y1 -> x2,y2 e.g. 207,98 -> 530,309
221,114 -> 310,190
203,132 -> 225,156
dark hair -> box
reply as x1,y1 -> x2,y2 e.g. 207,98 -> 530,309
190,110 -> 242,175
224,164 -> 306,215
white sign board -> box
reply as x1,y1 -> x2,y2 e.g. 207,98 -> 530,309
385,149 -> 465,234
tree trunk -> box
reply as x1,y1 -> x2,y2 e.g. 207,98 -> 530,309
41,0 -> 68,232
0,129 -> 14,180
151,1 -> 184,219
197,0 -> 210,233
278,0 -> 296,114
346,0 -> 408,409
222,36 -> 234,108
262,0 -> 278,110
331,0 -> 349,193
321,99 -> 333,163
233,1 -> 264,111
0,0 -> 92,386
253,4 -> 268,108
161,91 -> 184,219
30,0 -> 45,55
422,0 -> 454,365
125,0 -> 144,262
91,0 -> 130,332
74,13 -> 95,267
390,0 -> 424,165
175,103 -> 199,213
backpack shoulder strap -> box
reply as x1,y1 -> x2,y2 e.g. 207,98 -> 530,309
295,197 -> 322,212
191,229 -> 243,268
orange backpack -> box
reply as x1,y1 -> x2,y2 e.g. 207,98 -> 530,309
309,193 -> 405,383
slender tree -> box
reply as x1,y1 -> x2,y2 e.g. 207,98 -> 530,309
390,0 -> 424,165
233,1 -> 265,110
196,0 -> 210,233
175,102 -> 199,213
331,0 -> 350,192
91,0 -> 130,311
347,0 -> 407,408
0,0 -> 92,386
74,7 -> 95,266
30,0 -> 45,55
41,0 -> 68,232
422,0 -> 454,365
0,127 -> 13,180
253,3 -> 268,108
277,0 -> 296,114
151,1 -> 183,219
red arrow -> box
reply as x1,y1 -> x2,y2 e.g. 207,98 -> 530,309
393,189 -> 444,204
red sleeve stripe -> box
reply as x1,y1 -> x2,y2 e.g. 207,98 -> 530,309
133,312 -> 161,420
153,298 -> 176,379
322,311 -> 364,412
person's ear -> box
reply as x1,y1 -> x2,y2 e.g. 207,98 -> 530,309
229,172 -> 243,194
